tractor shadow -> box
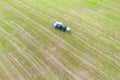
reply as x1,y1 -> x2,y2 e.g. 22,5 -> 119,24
54,28 -> 72,35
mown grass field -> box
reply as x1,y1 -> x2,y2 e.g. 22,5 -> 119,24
0,0 -> 120,80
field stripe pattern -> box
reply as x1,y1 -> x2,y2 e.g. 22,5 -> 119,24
0,0 -> 120,80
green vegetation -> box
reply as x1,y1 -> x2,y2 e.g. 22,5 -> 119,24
0,0 -> 120,80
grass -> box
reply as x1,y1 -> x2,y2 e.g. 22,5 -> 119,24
0,0 -> 120,80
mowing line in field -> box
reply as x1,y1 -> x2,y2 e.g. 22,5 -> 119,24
0,1 -> 112,79
0,0 -> 119,79
1,54 -> 25,80
0,28 -> 58,79
0,29 -> 39,76
4,20 -> 66,79
0,2 -> 82,78
0,50 -> 13,80
2,27 -> 63,79
0,14 -> 77,79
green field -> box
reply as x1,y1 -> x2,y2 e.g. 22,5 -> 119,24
0,0 -> 120,80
